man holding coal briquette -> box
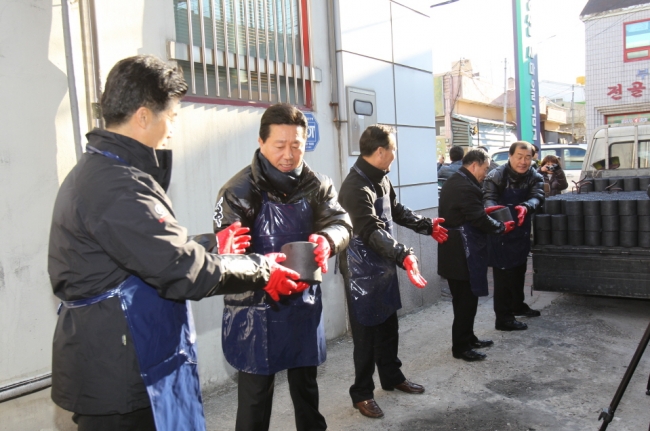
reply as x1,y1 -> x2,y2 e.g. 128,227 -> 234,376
438,148 -> 515,361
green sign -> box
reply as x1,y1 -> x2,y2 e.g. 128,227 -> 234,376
512,0 -> 541,149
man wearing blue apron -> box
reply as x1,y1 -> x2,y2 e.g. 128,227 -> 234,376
48,56 -> 304,431
483,142 -> 545,331
338,125 -> 448,419
438,149 -> 515,362
213,103 -> 352,431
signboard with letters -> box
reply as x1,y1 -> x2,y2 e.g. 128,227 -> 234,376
304,112 -> 320,152
512,0 -> 541,150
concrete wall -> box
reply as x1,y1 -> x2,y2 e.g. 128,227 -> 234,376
584,6 -> 650,142
0,0 -> 441,428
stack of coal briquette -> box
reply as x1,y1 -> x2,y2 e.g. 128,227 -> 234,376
534,191 -> 650,248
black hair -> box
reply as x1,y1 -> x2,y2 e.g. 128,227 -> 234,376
509,141 -> 533,156
449,145 -> 464,162
359,124 -> 395,156
462,148 -> 489,166
259,103 -> 308,142
101,55 -> 188,128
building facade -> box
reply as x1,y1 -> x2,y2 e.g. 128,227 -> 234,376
582,0 -> 650,142
0,0 -> 441,428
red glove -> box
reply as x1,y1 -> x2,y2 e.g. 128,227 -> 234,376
485,205 -> 506,215
403,255 -> 427,288
515,205 -> 527,227
263,253 -> 310,301
503,221 -> 515,234
431,218 -> 448,243
308,234 -> 331,274
216,221 -> 251,254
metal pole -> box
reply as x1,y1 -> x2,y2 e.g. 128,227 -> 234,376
598,319 -> 650,430
186,0 -> 196,95
571,84 -> 575,143
198,0 -> 209,95
503,57 -> 507,147
222,0 -> 232,98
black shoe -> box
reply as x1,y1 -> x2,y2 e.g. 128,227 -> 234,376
452,349 -> 487,361
471,339 -> 494,349
495,320 -> 528,331
514,308 -> 541,317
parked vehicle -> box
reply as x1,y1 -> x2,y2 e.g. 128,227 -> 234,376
533,124 -> 650,299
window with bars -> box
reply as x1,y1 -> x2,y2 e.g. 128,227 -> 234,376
170,0 -> 314,108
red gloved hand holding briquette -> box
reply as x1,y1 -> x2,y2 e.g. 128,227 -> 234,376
216,221 -> 251,254
308,234 -> 331,274
263,253 -> 310,301
431,218 -> 448,243
403,255 -> 427,288
514,205 -> 527,227
484,205 -> 506,215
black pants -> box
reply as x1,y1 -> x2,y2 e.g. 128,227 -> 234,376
493,263 -> 529,323
235,367 -> 327,431
447,279 -> 479,355
72,407 -> 156,431
348,309 -> 406,404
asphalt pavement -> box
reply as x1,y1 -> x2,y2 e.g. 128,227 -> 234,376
203,262 -> 650,431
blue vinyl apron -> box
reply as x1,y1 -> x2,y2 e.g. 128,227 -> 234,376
221,192 -> 325,375
450,170 -> 490,297
59,147 -> 205,431
345,166 -> 401,327
487,185 -> 531,270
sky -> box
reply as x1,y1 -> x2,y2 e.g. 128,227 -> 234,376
426,0 -> 587,88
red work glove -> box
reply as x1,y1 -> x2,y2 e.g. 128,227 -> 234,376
216,221 -> 251,254
308,234 -> 331,274
515,205 -> 527,227
485,205 -> 506,215
403,255 -> 427,288
431,218 -> 448,243
503,221 -> 515,234
263,253 -> 310,301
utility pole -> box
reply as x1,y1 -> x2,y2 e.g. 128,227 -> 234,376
503,58 -> 507,147
571,84 -> 575,143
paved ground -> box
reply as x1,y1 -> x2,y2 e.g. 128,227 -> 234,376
204,263 -> 650,431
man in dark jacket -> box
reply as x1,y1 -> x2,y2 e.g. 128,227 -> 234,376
48,56 -> 304,431
437,145 -> 464,182
338,125 -> 448,419
213,103 -> 352,431
483,141 -> 545,331
438,149 -> 515,362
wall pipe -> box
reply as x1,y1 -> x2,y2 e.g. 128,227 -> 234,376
61,0 -> 84,160
0,374 -> 51,403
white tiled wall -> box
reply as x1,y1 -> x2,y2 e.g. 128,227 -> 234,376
338,0 -> 437,210
584,8 -> 650,142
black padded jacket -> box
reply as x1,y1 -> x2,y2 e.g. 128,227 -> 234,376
482,162 -> 545,212
48,129 -> 272,415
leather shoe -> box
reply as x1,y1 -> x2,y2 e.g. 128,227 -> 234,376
391,380 -> 425,394
514,308 -> 541,317
495,320 -> 528,331
452,349 -> 487,361
471,339 -> 494,348
354,399 -> 384,418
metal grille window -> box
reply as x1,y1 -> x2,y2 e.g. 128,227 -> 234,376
169,0 -> 315,108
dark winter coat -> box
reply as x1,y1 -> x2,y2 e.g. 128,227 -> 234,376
338,156 -> 432,269
438,167 -> 505,281
483,162 -> 544,211
540,166 -> 568,197
437,160 -> 462,181
213,149 -> 352,259
48,129 -> 272,415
